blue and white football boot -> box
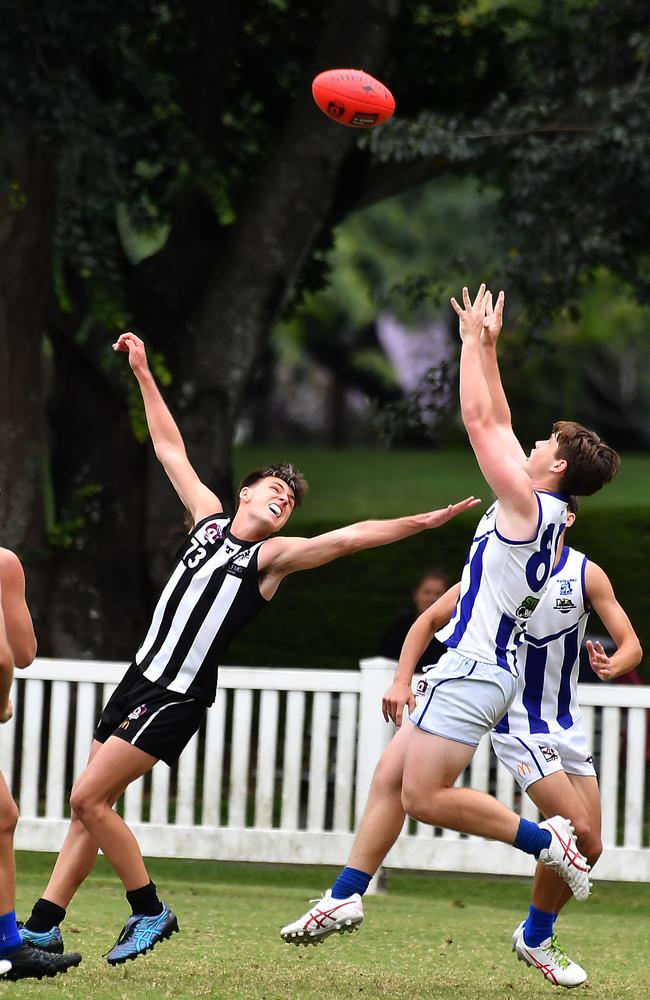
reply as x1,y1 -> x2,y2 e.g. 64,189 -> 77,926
105,904 -> 179,965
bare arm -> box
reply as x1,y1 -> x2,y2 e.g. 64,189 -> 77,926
0,548 -> 36,667
480,291 -> 527,464
0,583 -> 15,724
584,562 -> 643,680
257,498 -> 480,598
452,285 -> 537,534
113,333 -> 222,523
382,583 -> 461,727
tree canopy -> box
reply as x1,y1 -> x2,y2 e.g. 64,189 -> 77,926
1,0 -> 649,656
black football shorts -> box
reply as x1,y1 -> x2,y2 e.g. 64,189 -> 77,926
94,662 -> 207,766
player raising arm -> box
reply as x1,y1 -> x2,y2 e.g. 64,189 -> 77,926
20,332 -> 479,967
282,284 -> 621,950
281,504 -> 641,996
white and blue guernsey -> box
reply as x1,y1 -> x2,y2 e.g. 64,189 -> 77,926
436,491 -> 569,676
494,545 -> 589,735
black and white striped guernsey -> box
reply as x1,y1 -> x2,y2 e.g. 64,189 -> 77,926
134,513 -> 268,703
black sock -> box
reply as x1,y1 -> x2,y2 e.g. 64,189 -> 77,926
24,898 -> 67,933
126,881 -> 163,917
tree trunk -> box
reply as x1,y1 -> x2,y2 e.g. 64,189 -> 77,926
0,130 -> 58,637
181,0 -> 400,484
44,326 -> 152,658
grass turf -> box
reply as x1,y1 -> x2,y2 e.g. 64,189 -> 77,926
234,446 -> 650,522
8,853 -> 650,998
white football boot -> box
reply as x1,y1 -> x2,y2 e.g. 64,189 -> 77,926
0,960 -> 11,977
512,919 -> 526,952
280,890 -> 364,946
515,930 -> 588,988
538,816 -> 592,901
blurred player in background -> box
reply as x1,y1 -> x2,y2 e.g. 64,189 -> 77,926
377,568 -> 449,668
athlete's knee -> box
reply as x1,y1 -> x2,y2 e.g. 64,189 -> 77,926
69,780 -> 103,824
371,755 -> 404,799
0,796 -> 19,839
401,782 -> 443,825
568,812 -> 601,863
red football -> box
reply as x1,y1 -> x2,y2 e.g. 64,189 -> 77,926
311,69 -> 395,128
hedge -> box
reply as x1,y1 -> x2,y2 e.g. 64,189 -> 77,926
226,509 -> 649,676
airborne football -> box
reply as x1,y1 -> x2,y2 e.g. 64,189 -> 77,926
311,68 -> 395,128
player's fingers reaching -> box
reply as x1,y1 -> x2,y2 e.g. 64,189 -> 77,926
113,331 -> 143,352
494,290 -> 505,323
471,283 -> 486,309
450,296 -> 464,317
462,285 -> 472,309
450,496 -> 482,516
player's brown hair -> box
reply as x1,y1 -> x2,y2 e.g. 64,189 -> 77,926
239,462 -> 309,507
552,421 -> 620,497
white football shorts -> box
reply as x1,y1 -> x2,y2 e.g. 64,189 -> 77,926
490,724 -> 597,792
409,649 -> 517,747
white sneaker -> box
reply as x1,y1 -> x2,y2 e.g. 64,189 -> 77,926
516,932 -> 588,988
511,919 -> 525,952
0,960 -> 11,976
280,890 -> 364,946
538,816 -> 592,902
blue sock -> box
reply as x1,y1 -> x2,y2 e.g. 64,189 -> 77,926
331,867 -> 372,900
0,910 -> 22,958
523,904 -> 555,947
513,817 -> 552,858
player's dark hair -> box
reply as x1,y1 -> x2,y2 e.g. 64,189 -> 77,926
239,462 -> 308,506
567,495 -> 579,516
552,421 -> 620,497
417,568 -> 450,589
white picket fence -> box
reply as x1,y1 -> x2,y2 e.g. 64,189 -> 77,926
3,657 -> 649,882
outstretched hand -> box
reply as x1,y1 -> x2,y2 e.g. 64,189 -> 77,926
481,290 -> 505,346
112,332 -> 149,375
585,640 -> 616,681
382,680 -> 415,728
450,284 -> 490,341
421,496 -> 481,529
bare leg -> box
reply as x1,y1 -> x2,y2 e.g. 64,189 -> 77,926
347,723 -> 411,874
43,740 -> 135,908
526,772 -> 602,916
68,737 -> 157,892
402,729 -> 520,842
0,772 -> 19,914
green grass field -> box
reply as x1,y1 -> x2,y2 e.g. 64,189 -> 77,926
234,446 -> 650,523
8,853 -> 650,999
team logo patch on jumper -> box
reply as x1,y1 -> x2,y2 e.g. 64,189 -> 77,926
204,522 -> 224,543
517,595 -> 540,619
540,745 -> 560,763
559,579 -> 575,596
554,597 -> 576,613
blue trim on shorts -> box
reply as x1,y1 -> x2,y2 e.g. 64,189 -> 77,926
416,661 -> 478,729
513,736 -> 546,778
